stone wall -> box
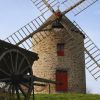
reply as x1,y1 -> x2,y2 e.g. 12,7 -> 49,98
32,16 -> 86,94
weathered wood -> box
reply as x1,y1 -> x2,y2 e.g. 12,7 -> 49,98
0,39 -> 39,64
62,0 -> 85,15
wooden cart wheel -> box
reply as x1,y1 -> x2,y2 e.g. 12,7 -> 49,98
0,49 -> 33,100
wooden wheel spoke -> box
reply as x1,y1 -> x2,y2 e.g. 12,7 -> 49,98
20,81 -> 33,97
0,78 -> 11,82
20,82 -> 29,88
8,84 -> 16,100
12,85 -> 15,94
27,82 -> 33,97
9,52 -> 14,72
0,68 -> 10,76
20,66 -> 30,74
2,57 -> 11,73
15,85 -> 21,100
19,82 -> 32,100
15,50 -> 19,73
17,57 -> 25,74
8,84 -> 13,93
18,84 -> 27,98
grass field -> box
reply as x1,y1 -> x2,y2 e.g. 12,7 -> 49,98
1,93 -> 100,100
33,93 -> 100,100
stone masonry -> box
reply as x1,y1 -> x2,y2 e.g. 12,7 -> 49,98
32,15 -> 86,94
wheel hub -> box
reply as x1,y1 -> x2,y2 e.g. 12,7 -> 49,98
11,74 -> 22,84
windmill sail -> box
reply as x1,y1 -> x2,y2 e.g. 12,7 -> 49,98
32,0 -> 98,16
5,0 -> 98,50
4,14 -> 53,50
60,18 -> 100,80
61,0 -> 98,16
31,0 -> 59,14
73,21 -> 100,80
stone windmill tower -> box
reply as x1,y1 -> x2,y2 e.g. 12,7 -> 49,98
31,0 -> 99,93
3,0 -> 100,94
32,15 -> 86,93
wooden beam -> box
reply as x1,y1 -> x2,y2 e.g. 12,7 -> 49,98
62,0 -> 85,15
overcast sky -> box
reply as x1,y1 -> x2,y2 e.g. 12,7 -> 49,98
0,0 -> 100,94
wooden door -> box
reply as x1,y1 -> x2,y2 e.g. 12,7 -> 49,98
56,70 -> 68,92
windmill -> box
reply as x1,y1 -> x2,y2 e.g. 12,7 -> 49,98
1,0 -> 100,98
30,0 -> 100,93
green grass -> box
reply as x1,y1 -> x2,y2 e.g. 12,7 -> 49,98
1,93 -> 100,100
33,93 -> 100,100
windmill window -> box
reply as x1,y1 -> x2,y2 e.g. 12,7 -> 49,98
57,43 -> 64,56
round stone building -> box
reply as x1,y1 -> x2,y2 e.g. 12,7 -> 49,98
32,16 -> 86,94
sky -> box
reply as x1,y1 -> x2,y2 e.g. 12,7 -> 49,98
0,0 -> 100,94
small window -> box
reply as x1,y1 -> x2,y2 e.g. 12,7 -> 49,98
57,43 -> 64,56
